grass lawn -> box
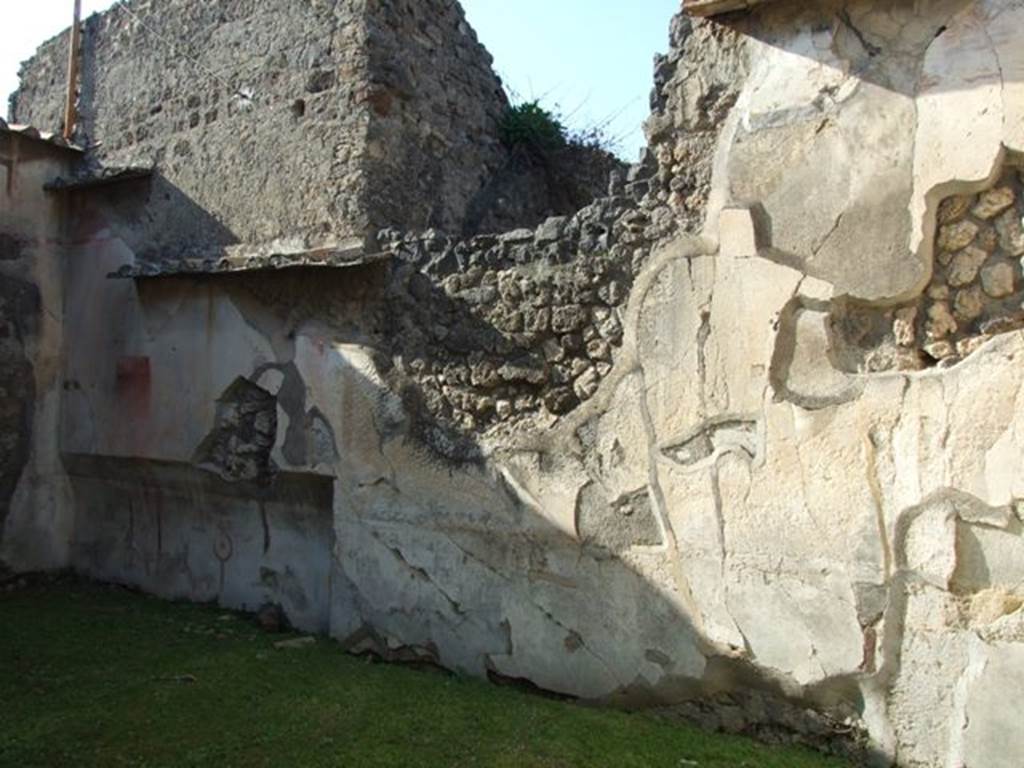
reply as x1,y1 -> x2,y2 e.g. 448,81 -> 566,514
0,579 -> 852,768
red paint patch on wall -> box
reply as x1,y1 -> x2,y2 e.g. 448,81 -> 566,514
115,356 -> 152,419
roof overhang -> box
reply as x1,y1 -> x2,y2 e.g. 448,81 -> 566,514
683,0 -> 774,17
108,245 -> 392,279
45,166 -> 153,192
0,119 -> 83,153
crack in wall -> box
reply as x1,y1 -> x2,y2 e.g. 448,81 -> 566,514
864,425 -> 894,582
838,8 -> 882,59
385,544 -> 467,619
662,417 -> 758,467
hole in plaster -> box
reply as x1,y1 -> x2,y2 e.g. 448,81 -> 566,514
830,161 -> 1024,372
193,377 -> 278,484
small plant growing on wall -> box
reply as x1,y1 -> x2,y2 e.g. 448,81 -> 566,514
481,96 -> 627,232
499,100 -> 569,156
500,97 -> 623,160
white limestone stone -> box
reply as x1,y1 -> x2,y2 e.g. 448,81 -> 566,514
717,206 -> 761,257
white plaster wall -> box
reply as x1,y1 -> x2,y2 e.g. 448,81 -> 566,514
694,1 -> 1024,763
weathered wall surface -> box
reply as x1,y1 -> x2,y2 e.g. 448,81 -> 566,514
6,0 -> 1024,766
67,455 -> 335,632
9,0 -> 532,256
0,133 -> 74,570
9,0 -> 616,255
466,142 -> 628,237
373,178 -> 677,451
12,0 -> 375,256
359,0 -> 622,237
359,0 -> 507,237
653,2 -> 1024,765
645,11 -> 748,233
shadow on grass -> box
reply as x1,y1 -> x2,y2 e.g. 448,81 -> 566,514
0,578 -> 854,768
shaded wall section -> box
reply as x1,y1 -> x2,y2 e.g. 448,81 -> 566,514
66,455 -> 335,632
0,130 -> 75,570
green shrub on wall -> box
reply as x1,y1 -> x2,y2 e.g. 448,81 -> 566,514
500,98 -> 623,163
499,100 -> 569,155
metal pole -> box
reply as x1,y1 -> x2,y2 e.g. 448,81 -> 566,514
63,0 -> 82,140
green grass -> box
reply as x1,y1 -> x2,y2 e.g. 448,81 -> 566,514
0,580 -> 851,768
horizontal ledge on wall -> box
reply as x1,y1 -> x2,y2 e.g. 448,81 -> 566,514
108,247 -> 392,280
683,0 -> 773,17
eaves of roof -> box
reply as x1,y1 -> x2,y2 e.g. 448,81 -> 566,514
0,118 -> 84,153
683,0 -> 774,17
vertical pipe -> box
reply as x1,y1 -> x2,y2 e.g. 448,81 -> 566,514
63,0 -> 82,141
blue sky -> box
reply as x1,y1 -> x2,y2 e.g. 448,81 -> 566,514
461,1 -> 679,159
1,1 -> 679,159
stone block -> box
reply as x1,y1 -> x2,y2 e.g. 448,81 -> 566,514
717,206 -> 762,258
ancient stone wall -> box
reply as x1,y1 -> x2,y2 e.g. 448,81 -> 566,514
7,1 -> 1024,766
9,0 -> 619,255
644,11 -> 747,233
359,0 -> 507,237
376,170 -> 678,454
360,0 -> 622,238
466,143 -> 627,236
833,166 -> 1024,372
12,0 -> 375,255
361,0 -> 624,237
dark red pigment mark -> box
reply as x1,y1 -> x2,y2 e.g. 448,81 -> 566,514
115,356 -> 153,455
115,356 -> 152,416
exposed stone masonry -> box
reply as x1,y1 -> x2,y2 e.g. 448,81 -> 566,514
11,0 -> 617,259
364,10 -> 748,453
194,377 -> 278,484
645,13 -> 745,232
108,160 -> 676,462
359,0 -> 512,237
923,170 -> 1024,360
468,143 -> 627,237
834,166 -> 1024,372
12,0 -> 374,253
377,168 -> 679,455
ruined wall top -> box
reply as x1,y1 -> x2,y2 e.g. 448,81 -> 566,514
8,0 -> 516,259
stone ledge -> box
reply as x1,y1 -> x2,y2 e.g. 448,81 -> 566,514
0,117 -> 83,152
683,0 -> 773,17
107,246 -> 391,279
44,166 -> 152,192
